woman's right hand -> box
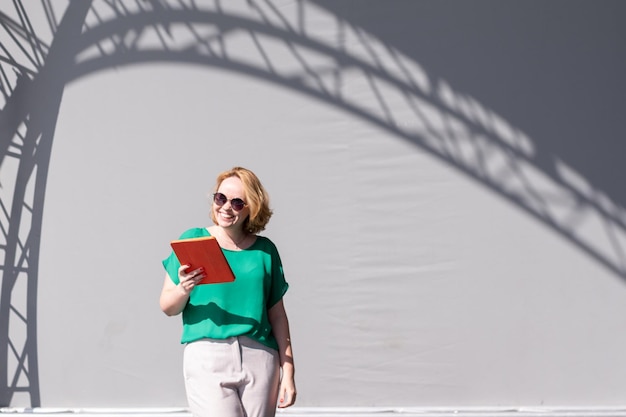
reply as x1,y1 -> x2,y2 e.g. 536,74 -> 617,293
178,265 -> 205,295
160,265 -> 206,316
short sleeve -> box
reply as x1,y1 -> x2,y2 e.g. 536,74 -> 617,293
267,242 -> 289,308
162,251 -> 182,285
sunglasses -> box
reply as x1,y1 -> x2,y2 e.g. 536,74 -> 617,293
212,192 -> 247,211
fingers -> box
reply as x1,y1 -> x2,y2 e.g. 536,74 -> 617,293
177,265 -> 205,295
179,266 -> 204,281
278,394 -> 295,408
277,384 -> 296,408
188,267 -> 205,281
178,265 -> 203,277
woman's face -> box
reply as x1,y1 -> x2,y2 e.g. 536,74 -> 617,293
213,176 -> 250,231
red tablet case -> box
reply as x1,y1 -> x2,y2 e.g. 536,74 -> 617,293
170,236 -> 236,284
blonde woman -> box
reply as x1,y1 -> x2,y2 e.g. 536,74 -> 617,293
160,167 -> 296,417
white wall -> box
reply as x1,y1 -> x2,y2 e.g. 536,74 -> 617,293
2,0 -> 625,409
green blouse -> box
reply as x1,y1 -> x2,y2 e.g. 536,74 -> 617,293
162,227 -> 289,350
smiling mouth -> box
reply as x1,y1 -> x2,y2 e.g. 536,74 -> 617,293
219,212 -> 235,220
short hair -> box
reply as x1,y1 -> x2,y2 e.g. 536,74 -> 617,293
210,167 -> 273,234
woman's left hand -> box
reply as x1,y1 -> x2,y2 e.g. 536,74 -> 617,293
277,375 -> 296,408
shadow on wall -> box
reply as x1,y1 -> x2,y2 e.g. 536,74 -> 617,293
0,0 -> 624,407
0,1 -> 94,407
314,0 -> 626,210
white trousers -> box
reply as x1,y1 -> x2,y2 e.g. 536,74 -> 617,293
183,336 -> 280,417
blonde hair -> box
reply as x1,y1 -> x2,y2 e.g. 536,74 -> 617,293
210,167 -> 273,234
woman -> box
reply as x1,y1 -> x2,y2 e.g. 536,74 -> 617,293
160,166 -> 296,417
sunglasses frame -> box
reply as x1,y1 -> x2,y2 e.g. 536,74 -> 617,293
212,192 -> 247,211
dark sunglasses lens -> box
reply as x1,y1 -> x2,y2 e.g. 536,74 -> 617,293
231,199 -> 245,211
214,193 -> 227,206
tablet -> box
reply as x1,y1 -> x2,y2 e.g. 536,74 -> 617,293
170,236 -> 236,284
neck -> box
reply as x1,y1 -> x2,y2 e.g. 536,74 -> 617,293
223,228 -> 248,245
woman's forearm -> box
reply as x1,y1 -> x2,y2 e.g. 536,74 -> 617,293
268,299 -> 297,407
159,275 -> 190,316
269,300 -> 294,369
